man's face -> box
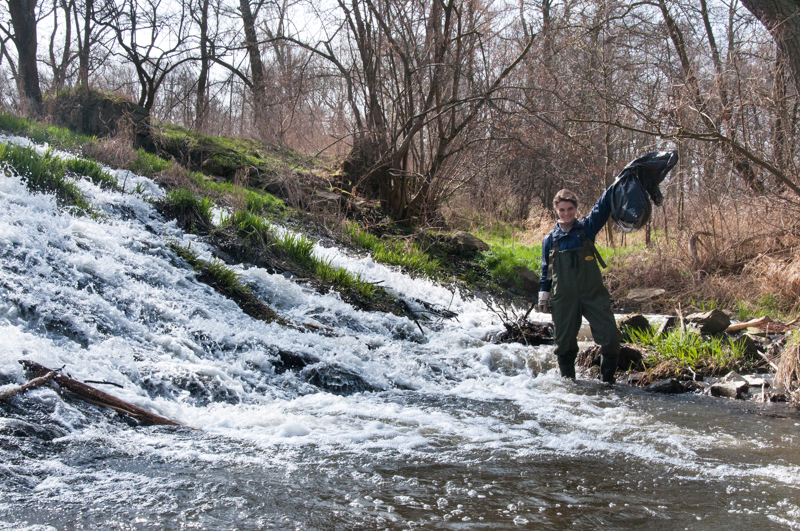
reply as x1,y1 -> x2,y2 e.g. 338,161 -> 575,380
555,201 -> 577,224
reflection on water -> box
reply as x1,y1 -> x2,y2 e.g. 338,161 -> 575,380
0,133 -> 799,530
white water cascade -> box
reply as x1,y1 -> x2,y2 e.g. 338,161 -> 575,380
1,134 -> 799,530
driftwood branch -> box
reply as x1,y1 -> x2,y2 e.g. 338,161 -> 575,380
0,371 -> 57,402
758,351 -> 781,372
19,360 -> 183,427
725,316 -> 770,333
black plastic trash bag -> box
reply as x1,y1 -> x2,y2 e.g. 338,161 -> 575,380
609,150 -> 678,232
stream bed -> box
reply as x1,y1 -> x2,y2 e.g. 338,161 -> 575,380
1,134 -> 799,530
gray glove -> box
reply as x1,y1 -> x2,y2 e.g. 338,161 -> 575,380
537,292 -> 551,314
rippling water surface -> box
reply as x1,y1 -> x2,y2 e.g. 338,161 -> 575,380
1,134 -> 798,530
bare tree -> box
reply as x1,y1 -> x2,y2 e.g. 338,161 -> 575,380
96,0 -> 194,111
740,0 -> 800,92
44,0 -> 76,91
4,0 -> 43,114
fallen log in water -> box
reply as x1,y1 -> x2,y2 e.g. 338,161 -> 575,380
0,370 -> 57,401
19,360 -> 184,427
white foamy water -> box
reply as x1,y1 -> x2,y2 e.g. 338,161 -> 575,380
1,136 -> 799,530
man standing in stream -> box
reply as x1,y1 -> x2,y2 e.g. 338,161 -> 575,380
536,188 -> 621,384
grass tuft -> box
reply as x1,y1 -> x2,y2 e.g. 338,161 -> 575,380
170,242 -> 282,323
63,157 -> 118,190
0,143 -> 91,213
0,113 -> 92,148
625,326 -> 755,377
221,209 -> 274,246
277,231 -> 315,267
165,188 -> 214,232
345,222 -> 440,277
131,148 -> 172,177
313,258 -> 377,299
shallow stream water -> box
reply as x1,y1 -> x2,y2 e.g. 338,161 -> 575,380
1,134 -> 798,530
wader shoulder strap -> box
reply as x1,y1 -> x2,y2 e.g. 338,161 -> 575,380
546,236 -> 559,281
577,227 -> 607,268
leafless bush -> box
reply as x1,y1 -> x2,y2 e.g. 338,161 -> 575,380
744,256 -> 800,313
776,334 -> 800,404
81,135 -> 138,170
153,161 -> 198,192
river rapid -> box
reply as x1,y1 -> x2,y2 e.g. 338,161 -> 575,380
1,134 -> 799,530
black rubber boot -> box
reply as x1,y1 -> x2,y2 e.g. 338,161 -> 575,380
557,351 -> 578,379
599,346 -> 619,384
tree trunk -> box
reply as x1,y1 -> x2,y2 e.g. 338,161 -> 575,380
195,0 -> 210,132
77,0 -> 92,87
740,0 -> 800,94
239,0 -> 267,137
8,0 -> 43,115
660,0 -> 764,192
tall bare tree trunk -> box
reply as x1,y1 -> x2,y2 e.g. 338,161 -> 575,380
239,0 -> 267,137
8,0 -> 43,115
76,0 -> 92,88
195,0 -> 211,132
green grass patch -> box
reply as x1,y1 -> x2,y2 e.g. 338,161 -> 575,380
130,148 -> 172,177
221,209 -> 274,246
626,326 -> 755,376
277,231 -> 316,267
345,222 -> 440,277
597,241 -> 646,264
245,189 -> 283,215
277,230 -> 377,298
155,122 -> 315,174
0,112 -> 92,148
0,143 -> 91,213
314,258 -> 377,299
63,157 -> 118,190
219,212 -> 377,299
735,294 -> 787,321
165,188 -> 214,232
170,242 -> 282,324
481,243 -> 541,290
205,179 -> 285,217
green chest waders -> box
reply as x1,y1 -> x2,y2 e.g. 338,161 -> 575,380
547,229 -> 620,382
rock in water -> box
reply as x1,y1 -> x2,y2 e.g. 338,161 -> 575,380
576,344 -> 645,371
302,364 -> 382,396
448,231 -> 490,253
646,378 -> 690,394
685,309 -> 731,335
709,372 -> 749,399
618,314 -> 652,335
